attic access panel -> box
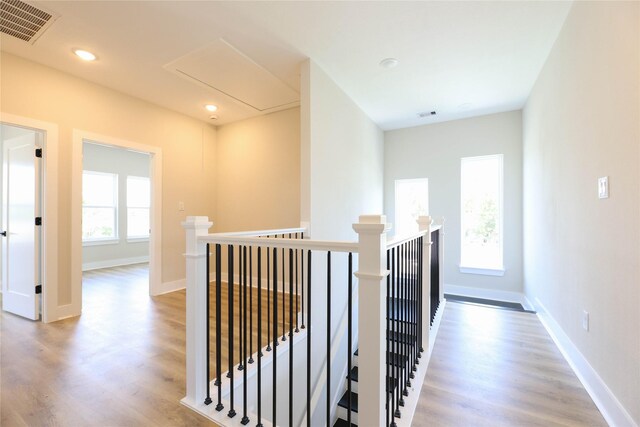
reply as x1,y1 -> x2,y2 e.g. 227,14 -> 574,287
165,38 -> 299,112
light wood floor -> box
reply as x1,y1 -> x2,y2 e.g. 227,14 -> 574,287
413,301 -> 607,426
2,265 -> 606,426
1,263 -> 299,427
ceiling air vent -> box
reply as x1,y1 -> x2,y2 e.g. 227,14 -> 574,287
0,0 -> 58,44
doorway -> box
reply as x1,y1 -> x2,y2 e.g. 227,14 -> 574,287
0,112 -> 58,323
71,130 -> 162,316
0,124 -> 43,320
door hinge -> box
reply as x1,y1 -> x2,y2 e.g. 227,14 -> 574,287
35,217 -> 42,226
35,285 -> 42,294
35,148 -> 42,158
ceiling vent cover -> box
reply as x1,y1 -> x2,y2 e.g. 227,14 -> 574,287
0,0 -> 57,44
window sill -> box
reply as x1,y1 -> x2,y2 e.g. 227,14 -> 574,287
83,239 -> 119,247
127,237 -> 150,243
459,265 -> 505,276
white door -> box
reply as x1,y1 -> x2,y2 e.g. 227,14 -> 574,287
2,130 -> 40,320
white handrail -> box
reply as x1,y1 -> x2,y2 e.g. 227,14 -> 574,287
198,234 -> 358,253
207,227 -> 306,238
386,230 -> 428,250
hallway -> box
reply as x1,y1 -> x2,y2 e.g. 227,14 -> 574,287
414,301 -> 607,426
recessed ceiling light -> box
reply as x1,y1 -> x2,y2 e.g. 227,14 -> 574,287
205,104 -> 218,112
73,49 -> 96,61
379,58 -> 399,69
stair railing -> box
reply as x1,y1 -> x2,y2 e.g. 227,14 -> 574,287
182,214 -> 435,427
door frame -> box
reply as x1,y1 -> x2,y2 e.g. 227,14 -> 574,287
0,113 -> 59,323
71,130 -> 162,316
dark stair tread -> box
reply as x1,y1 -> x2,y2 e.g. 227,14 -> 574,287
347,367 -> 399,391
334,419 -> 357,427
387,330 -> 418,344
354,349 -> 358,356
338,390 -> 358,413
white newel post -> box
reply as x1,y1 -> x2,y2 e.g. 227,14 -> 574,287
182,216 -> 213,405
353,215 -> 391,427
417,216 -> 432,355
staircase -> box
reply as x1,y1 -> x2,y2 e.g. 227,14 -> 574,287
334,294 -> 420,427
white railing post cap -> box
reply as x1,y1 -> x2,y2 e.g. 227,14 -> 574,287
417,215 -> 432,228
181,216 -> 212,229
353,214 -> 391,234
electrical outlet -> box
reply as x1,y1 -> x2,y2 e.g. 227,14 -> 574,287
582,310 -> 589,331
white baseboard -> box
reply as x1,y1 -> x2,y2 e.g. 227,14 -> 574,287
55,303 -> 79,321
153,278 -> 186,296
444,283 -> 534,311
533,297 -> 637,427
82,256 -> 149,271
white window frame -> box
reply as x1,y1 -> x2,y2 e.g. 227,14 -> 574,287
459,154 -> 504,276
126,175 -> 150,240
82,170 -> 118,243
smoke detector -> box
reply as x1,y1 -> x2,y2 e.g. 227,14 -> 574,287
418,111 -> 436,118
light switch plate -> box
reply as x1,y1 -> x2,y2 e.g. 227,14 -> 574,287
178,201 -> 185,211
598,177 -> 609,199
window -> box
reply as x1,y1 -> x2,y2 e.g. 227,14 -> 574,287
127,176 -> 150,239
83,171 -> 118,241
394,178 -> 429,236
460,155 -> 503,275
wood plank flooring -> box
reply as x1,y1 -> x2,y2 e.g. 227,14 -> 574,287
413,301 -> 607,426
2,264 -> 217,426
2,265 -> 607,426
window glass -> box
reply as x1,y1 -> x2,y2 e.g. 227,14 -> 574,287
127,176 -> 150,238
82,171 -> 117,240
394,178 -> 429,236
460,155 -> 503,269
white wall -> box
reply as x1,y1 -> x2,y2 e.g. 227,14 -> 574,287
523,1 -> 639,424
82,142 -> 150,270
1,53 -> 217,310
301,60 -> 384,240
300,59 -> 384,424
385,111 -> 523,294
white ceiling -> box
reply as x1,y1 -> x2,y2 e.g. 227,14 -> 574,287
0,1 -> 573,130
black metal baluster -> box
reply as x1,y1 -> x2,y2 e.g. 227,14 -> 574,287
306,250 -> 312,427
242,246 -> 249,425
289,248 -> 294,427
257,247 -> 263,427
295,240 -> 299,333
273,248 -> 278,425
409,241 -> 415,378
404,243 -> 410,393
418,236 -> 424,357
393,247 -> 401,418
301,235 -> 305,329
267,248 -> 272,352
228,245 -> 236,418
215,244 -> 224,411
386,249 -> 390,427
205,244 -> 212,405
411,239 -> 420,372
398,245 -> 405,407
326,251 -> 331,427
282,235 -> 286,342
239,246 -> 244,372
347,252 -> 353,426
250,247 -> 254,364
